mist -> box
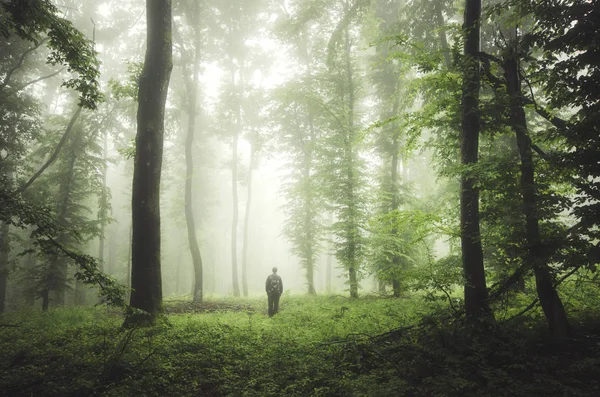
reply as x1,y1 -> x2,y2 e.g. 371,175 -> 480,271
1,0 -> 599,395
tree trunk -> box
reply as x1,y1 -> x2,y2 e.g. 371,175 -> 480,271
184,9 -> 204,303
390,101 -> 401,298
503,35 -> 570,338
126,223 -> 132,299
241,140 -> 256,297
125,0 -> 172,327
344,26 -> 359,300
434,1 -> 451,68
460,0 -> 493,322
98,129 -> 108,273
75,279 -> 85,305
326,212 -> 333,293
304,118 -> 316,295
52,127 -> 81,307
0,221 -> 8,313
41,288 -> 49,311
230,60 -> 241,298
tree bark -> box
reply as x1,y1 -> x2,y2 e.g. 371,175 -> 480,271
460,0 -> 493,322
125,0 -> 172,326
503,35 -> 570,338
183,7 -> 204,303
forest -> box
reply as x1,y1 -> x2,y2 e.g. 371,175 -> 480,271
0,0 -> 599,396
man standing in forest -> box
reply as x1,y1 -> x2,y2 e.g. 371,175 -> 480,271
266,267 -> 283,317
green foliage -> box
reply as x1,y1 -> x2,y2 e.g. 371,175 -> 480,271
0,0 -> 102,109
2,295 -> 600,396
0,189 -> 127,308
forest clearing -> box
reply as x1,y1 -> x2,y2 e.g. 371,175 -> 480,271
2,294 -> 600,396
2,0 -> 600,396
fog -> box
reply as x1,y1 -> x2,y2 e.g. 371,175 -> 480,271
1,0 -> 451,309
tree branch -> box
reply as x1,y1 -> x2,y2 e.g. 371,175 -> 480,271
6,68 -> 64,97
0,38 -> 48,90
14,106 -> 82,194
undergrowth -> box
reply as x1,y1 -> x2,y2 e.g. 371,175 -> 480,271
1,293 -> 599,396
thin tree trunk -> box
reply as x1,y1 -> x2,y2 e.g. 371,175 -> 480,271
41,288 -> 49,311
53,128 -> 81,307
184,9 -> 204,303
304,118 -> 316,294
126,0 -> 172,327
230,59 -> 241,298
503,34 -> 570,338
23,253 -> 35,306
434,1 -> 451,68
75,279 -> 85,305
126,223 -> 132,299
241,141 -> 256,297
326,212 -> 333,293
344,25 -> 359,299
98,129 -> 108,273
389,98 -> 402,298
460,0 -> 493,322
0,221 -> 8,313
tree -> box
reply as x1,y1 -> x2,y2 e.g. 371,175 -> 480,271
322,0 -> 370,299
125,0 -> 173,326
273,1 -> 329,294
177,0 -> 204,303
460,0 -> 493,321
1,0 -> 101,311
500,25 -> 571,337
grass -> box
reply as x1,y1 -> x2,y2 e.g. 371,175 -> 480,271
1,293 -> 600,396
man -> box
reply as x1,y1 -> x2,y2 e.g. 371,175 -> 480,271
265,267 -> 283,317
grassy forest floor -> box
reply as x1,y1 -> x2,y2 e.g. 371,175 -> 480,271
1,294 -> 600,397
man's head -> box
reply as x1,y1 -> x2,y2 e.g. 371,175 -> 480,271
272,267 -> 278,273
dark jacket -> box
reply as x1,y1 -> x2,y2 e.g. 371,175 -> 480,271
265,274 -> 283,294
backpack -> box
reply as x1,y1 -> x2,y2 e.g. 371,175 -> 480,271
269,276 -> 280,294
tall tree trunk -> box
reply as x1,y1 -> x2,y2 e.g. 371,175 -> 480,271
503,34 -> 570,338
344,26 -> 359,299
304,118 -> 316,295
391,136 -> 401,298
184,10 -> 204,303
230,60 -> 241,297
125,0 -> 172,327
241,140 -> 256,297
460,0 -> 493,322
389,97 -> 402,298
98,129 -> 108,273
52,129 -> 81,308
